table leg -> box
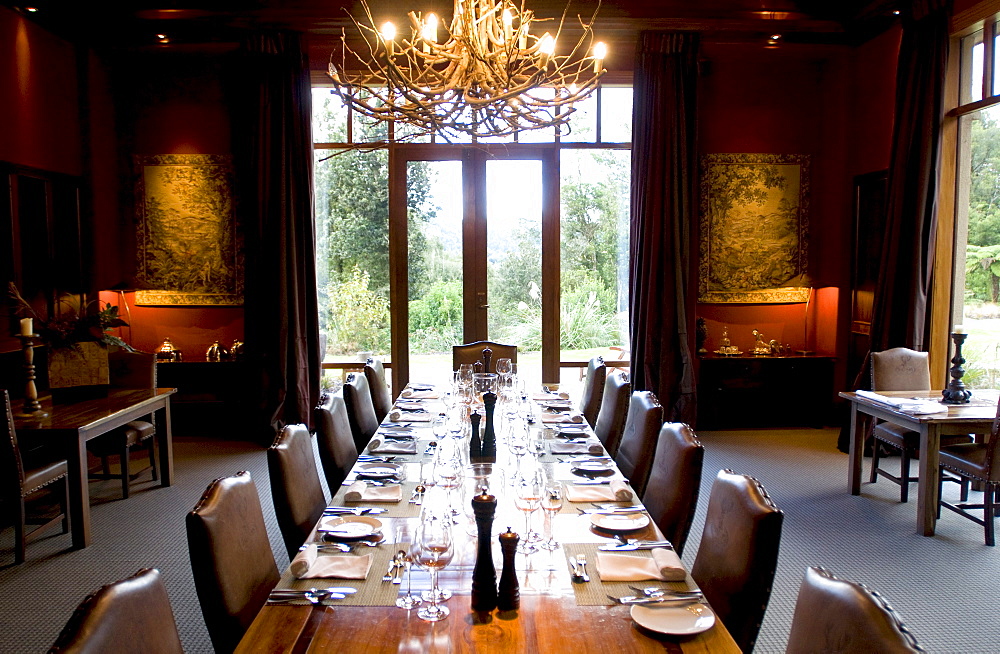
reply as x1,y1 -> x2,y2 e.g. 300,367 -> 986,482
158,396 -> 174,486
917,424 -> 941,537
67,430 -> 91,548
848,403 -> 864,495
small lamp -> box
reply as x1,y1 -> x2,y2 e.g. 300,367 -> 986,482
787,272 -> 815,356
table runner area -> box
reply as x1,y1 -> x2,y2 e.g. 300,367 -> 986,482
331,481 -> 423,518
276,544 -> 403,606
561,543 -> 697,606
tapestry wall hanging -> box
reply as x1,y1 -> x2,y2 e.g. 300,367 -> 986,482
134,154 -> 243,306
698,153 -> 810,303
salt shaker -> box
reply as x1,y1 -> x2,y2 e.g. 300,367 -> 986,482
497,527 -> 520,611
471,489 -> 498,612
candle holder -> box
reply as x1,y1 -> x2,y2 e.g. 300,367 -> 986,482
941,332 -> 973,405
14,334 -> 48,418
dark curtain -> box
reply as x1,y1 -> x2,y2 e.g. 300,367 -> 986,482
837,0 -> 950,451
239,32 -> 320,442
628,32 -> 699,424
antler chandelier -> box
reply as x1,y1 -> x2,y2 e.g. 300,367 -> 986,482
328,0 -> 607,141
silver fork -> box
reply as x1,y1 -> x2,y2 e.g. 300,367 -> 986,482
575,555 -> 590,582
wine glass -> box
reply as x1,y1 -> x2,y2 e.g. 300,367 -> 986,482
509,427 -> 528,481
514,475 -> 541,554
540,481 -> 564,550
415,510 -> 454,622
495,358 -> 512,394
395,524 -> 422,610
434,451 -> 462,521
432,413 -> 449,442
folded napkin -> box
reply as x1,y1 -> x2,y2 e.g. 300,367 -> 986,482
401,389 -> 439,399
595,548 -> 685,582
550,441 -> 604,456
854,390 -> 948,415
367,437 -> 418,454
565,480 -> 633,502
343,481 -> 403,502
533,391 -> 570,401
540,412 -> 585,424
290,544 -> 373,580
388,409 -> 434,422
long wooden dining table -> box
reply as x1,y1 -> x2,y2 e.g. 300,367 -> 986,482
236,387 -> 739,653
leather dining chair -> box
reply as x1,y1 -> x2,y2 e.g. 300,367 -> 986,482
186,471 -> 280,654
593,370 -> 631,457
452,340 -> 517,373
313,391 -> 359,495
785,567 -> 924,654
364,356 -> 393,422
268,424 -> 327,559
86,349 -> 158,499
691,469 -> 784,654
641,422 -> 704,556
870,347 -> 971,503
343,372 -> 380,453
938,401 -> 1000,545
2,389 -> 71,564
613,390 -> 663,497
48,568 -> 184,654
578,355 -> 606,429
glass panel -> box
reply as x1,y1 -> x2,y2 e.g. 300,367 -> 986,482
955,106 -> 1000,388
486,159 -> 543,391
408,161 -> 465,381
312,89 -> 348,143
962,29 -> 984,105
600,87 -> 633,143
563,92 -> 597,143
519,87 -> 558,143
559,149 -> 631,367
314,148 -> 391,378
994,28 -> 1000,98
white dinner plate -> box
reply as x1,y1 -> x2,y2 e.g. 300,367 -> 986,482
355,462 -> 402,479
539,400 -> 573,411
572,460 -> 615,477
590,512 -> 650,532
318,515 -> 383,540
630,603 -> 715,635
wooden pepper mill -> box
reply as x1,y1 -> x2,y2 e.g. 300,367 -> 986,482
497,527 -> 520,611
470,488 -> 498,612
482,391 -> 497,462
470,411 -> 483,461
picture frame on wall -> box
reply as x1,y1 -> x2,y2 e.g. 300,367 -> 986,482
133,154 -> 243,306
698,153 -> 810,303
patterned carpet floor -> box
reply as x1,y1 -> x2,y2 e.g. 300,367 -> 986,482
0,428 -> 997,653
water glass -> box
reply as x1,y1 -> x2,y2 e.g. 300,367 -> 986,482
540,481 -> 564,551
415,510 -> 454,621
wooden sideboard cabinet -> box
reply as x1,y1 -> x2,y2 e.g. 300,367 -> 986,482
156,361 -> 249,437
697,354 -> 835,429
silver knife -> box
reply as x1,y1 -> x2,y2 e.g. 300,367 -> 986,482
579,507 -> 646,514
608,595 -> 702,606
597,542 -> 672,551
270,587 -> 358,595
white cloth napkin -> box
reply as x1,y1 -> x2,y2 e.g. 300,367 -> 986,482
854,390 -> 948,415
550,441 -> 604,456
540,412 -> 585,424
564,481 -> 633,502
595,548 -> 686,582
388,409 -> 434,422
367,437 -> 418,454
533,391 -> 570,401
290,544 -> 373,580
343,481 -> 403,502
401,389 -> 439,399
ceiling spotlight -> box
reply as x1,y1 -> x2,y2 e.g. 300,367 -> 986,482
892,9 -> 900,15
767,33 -> 782,47
770,33 -> 782,41
156,33 -> 170,43
25,6 -> 38,11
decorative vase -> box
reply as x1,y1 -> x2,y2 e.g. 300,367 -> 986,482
47,341 -> 110,403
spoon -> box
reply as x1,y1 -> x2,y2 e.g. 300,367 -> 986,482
392,551 -> 407,584
414,484 -> 426,505
575,555 -> 590,582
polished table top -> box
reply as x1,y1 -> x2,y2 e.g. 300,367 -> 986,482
237,389 -> 739,653
15,388 -> 176,433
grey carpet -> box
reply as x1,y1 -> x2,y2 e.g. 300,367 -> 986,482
1,429 -> 998,653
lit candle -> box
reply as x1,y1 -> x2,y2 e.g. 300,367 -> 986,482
19,317 -> 32,336
502,8 -> 513,43
953,324 -> 966,334
421,13 -> 438,53
592,41 -> 607,73
381,21 -> 396,56
539,33 -> 554,68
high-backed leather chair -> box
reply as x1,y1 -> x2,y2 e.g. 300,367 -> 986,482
870,347 -> 971,502
48,568 -> 183,654
2,389 -> 70,564
641,422 -> 704,556
938,401 -> 1000,545
785,566 -> 924,654
314,392 -> 358,495
452,340 -> 517,373
343,372 -> 380,453
268,424 -> 327,559
86,349 -> 158,498
186,471 -> 280,654
364,357 -> 392,422
579,356 -> 606,429
613,390 -> 663,497
594,371 -> 630,457
691,470 -> 784,654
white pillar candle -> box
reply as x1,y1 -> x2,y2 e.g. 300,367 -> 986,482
953,324 -> 966,334
19,317 -> 32,336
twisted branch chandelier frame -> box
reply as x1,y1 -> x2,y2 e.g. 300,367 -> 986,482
328,0 -> 607,141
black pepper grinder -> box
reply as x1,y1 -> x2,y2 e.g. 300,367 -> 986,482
497,527 -> 520,611
470,489 -> 498,612
470,411 -> 483,461
482,391 -> 497,462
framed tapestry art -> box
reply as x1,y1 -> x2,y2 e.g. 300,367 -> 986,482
698,153 -> 810,303
134,154 -> 243,306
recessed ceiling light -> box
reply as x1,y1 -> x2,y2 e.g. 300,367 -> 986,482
770,34 -> 782,41
156,34 -> 170,43
25,6 -> 38,11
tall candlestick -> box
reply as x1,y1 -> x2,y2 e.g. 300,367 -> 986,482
14,334 -> 47,418
20,317 -> 32,336
942,332 -> 973,404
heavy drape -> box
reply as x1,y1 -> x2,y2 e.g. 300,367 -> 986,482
628,32 -> 699,424
240,32 -> 320,442
838,0 -> 950,451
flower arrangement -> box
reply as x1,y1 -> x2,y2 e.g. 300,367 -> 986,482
8,282 -> 130,350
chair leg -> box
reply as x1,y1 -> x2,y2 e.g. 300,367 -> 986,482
986,483 -> 996,547
120,443 -> 130,499
899,448 -> 911,503
961,478 -> 970,502
15,497 -> 26,565
147,438 -> 158,482
61,477 -> 71,535
869,439 -> 881,483
937,468 -> 944,520
101,455 -> 111,476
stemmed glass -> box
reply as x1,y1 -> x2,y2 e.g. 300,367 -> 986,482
514,475 -> 541,554
435,450 -> 462,521
540,481 -> 564,551
395,524 -> 422,610
495,358 -> 513,395
432,413 -> 449,442
509,426 -> 528,482
415,509 -> 454,622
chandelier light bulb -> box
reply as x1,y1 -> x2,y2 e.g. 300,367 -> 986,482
502,8 -> 513,41
422,13 -> 438,42
592,41 -> 606,72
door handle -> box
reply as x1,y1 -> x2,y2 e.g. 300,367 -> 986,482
477,293 -> 489,310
